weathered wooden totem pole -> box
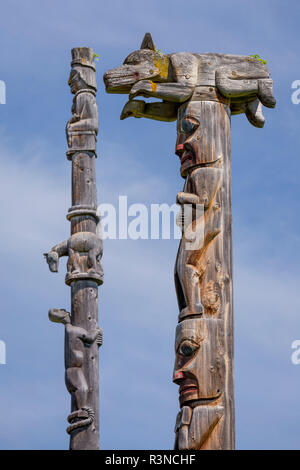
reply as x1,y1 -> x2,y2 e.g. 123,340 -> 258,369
104,33 -> 275,450
44,48 -> 103,450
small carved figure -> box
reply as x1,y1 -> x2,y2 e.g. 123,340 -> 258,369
44,231 -> 103,280
49,308 -> 102,434
66,47 -> 98,156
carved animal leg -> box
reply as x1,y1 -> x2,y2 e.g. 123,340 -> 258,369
120,99 -> 178,122
258,78 -> 276,108
87,247 -> 97,273
245,99 -> 265,128
215,61 -> 269,98
67,248 -> 80,274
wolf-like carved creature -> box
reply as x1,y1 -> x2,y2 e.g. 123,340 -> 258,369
104,32 -> 275,127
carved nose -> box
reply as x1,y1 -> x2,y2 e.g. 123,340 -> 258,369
173,370 -> 184,383
175,143 -> 184,157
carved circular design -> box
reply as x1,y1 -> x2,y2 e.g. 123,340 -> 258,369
66,208 -> 99,221
65,271 -> 103,286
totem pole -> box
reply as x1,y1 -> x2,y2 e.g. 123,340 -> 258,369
44,48 -> 103,450
104,33 -> 275,450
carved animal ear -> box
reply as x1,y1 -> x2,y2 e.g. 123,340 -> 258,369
140,32 -> 155,50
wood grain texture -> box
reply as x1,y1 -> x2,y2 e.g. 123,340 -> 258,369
103,33 -> 276,450
104,35 -> 276,127
44,48 -> 102,450
173,99 -> 234,450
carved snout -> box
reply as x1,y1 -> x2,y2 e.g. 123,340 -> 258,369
44,251 -> 59,273
103,66 -> 139,94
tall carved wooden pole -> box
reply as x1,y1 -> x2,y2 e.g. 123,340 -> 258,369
104,33 -> 275,450
44,48 -> 103,450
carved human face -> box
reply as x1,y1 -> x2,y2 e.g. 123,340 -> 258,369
68,69 -> 85,94
176,100 -> 228,178
176,102 -> 201,178
173,318 -> 224,407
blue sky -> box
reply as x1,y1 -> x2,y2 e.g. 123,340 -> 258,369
0,0 -> 300,449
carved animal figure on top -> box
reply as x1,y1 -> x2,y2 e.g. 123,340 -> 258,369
104,32 -> 276,128
49,308 -> 102,434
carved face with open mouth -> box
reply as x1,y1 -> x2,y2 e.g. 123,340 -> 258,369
173,318 -> 224,407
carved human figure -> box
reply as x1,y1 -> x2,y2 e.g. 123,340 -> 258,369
66,47 -> 98,156
174,100 -> 225,320
44,231 -> 103,282
49,308 -> 102,433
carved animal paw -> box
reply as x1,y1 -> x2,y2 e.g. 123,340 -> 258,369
129,80 -> 152,100
245,99 -> 265,128
258,79 -> 276,108
120,100 -> 145,120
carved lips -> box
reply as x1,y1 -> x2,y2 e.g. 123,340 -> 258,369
178,379 -> 199,405
175,143 -> 195,177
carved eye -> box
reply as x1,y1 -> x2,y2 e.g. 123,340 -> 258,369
181,117 -> 199,135
178,340 -> 199,357
124,54 -> 141,65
